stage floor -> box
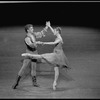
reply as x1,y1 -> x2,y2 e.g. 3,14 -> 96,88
0,26 -> 100,98
0,53 -> 100,99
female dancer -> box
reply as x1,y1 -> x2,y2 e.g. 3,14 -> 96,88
22,21 -> 71,90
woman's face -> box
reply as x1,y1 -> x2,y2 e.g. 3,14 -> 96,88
54,29 -> 58,35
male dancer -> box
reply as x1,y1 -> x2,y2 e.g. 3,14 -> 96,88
12,24 -> 48,89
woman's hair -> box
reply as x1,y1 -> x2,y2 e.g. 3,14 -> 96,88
25,24 -> 33,33
56,27 -> 62,34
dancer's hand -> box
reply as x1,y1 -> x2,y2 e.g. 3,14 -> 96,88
36,41 -> 42,44
41,42 -> 45,46
46,21 -> 51,27
44,25 -> 48,32
36,41 -> 44,45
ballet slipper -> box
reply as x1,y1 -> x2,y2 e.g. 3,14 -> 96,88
53,82 -> 57,90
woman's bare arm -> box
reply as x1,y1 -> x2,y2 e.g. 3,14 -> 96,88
43,38 -> 60,45
25,37 -> 37,47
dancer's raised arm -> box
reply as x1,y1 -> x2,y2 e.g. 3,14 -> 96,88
46,21 -> 55,34
34,25 -> 48,38
35,21 -> 63,45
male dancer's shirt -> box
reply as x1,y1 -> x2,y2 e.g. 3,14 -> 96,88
24,34 -> 38,54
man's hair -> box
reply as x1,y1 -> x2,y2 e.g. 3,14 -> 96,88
25,24 -> 33,33
56,27 -> 62,34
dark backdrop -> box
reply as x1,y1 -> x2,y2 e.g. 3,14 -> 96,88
0,2 -> 100,29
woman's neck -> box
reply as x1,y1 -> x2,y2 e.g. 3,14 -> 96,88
57,33 -> 63,43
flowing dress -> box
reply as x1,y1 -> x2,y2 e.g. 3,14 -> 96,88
39,38 -> 71,79
41,39 -> 70,69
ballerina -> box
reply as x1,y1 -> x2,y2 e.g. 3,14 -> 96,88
22,21 -> 71,90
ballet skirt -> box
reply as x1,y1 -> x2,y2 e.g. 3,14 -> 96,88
41,41 -> 70,69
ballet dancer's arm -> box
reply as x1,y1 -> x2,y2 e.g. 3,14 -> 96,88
34,25 -> 48,38
43,38 -> 60,45
46,21 -> 55,34
35,41 -> 44,44
41,25 -> 48,35
25,37 -> 37,47
42,21 -> 60,45
25,38 -> 43,45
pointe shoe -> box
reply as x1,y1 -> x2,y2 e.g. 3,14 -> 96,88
53,82 -> 57,90
53,85 -> 56,90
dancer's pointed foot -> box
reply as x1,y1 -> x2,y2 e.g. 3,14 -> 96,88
12,75 -> 21,89
53,82 -> 57,90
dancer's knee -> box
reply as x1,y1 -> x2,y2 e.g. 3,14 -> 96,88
31,71 -> 36,76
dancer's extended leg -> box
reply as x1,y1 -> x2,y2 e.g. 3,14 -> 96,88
21,53 -> 52,64
21,53 -> 42,59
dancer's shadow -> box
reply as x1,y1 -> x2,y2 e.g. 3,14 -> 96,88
59,68 -> 74,82
15,85 -> 34,92
59,74 -> 74,82
37,71 -> 74,82
37,72 -> 54,79
48,87 -> 68,92
48,87 -> 76,92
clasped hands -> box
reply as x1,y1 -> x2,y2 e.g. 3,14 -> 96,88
36,41 -> 45,45
37,21 -> 51,45
43,21 -> 51,32
46,21 -> 51,28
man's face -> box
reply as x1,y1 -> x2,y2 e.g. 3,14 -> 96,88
29,27 -> 34,33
